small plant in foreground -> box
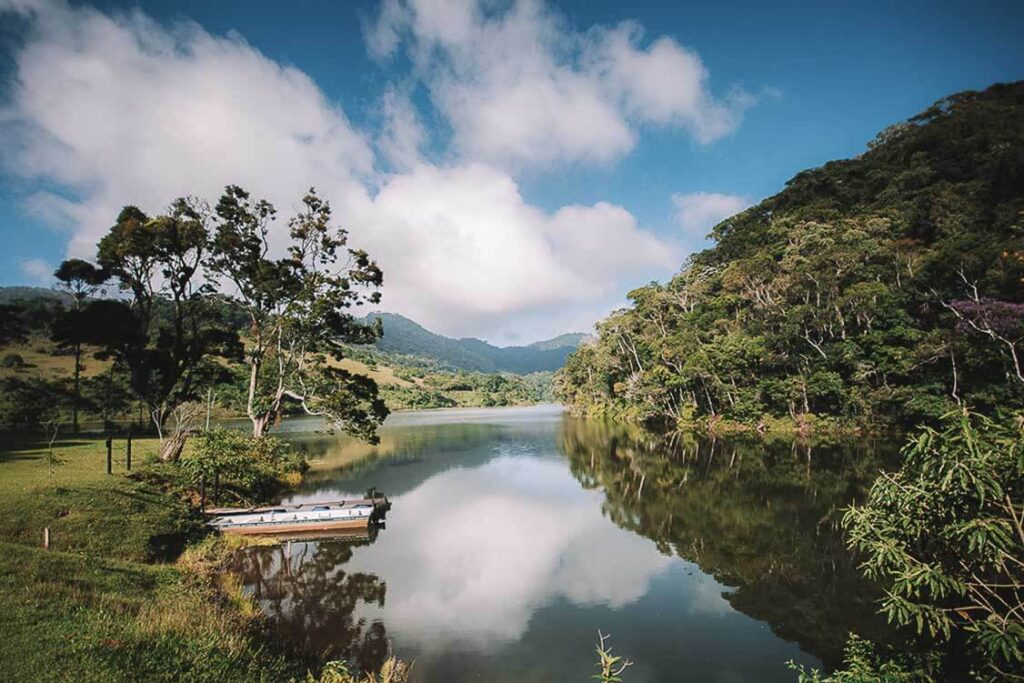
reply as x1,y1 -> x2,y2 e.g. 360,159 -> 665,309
594,631 -> 632,682
310,658 -> 411,683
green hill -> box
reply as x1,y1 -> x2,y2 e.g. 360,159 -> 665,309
365,312 -> 586,374
557,81 -> 1024,430
0,286 -> 69,303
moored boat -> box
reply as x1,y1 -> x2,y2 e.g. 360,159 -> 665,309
206,498 -> 390,536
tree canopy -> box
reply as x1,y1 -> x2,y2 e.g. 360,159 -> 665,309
557,81 -> 1024,432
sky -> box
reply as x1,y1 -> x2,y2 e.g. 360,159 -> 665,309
0,0 -> 1021,345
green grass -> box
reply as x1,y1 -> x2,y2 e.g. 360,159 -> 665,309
0,434 -> 303,682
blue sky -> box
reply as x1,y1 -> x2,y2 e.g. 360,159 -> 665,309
0,0 -> 1022,343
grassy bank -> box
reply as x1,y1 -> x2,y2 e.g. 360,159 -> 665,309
0,434 -> 303,682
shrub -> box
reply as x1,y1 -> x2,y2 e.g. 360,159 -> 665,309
788,635 -> 940,682
816,411 -> 1024,682
179,429 -> 306,503
0,353 -> 25,369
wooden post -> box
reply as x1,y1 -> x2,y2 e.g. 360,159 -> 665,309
43,527 -> 50,550
106,435 -> 113,475
126,431 -> 132,471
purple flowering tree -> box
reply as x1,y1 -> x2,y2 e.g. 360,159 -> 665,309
947,298 -> 1024,383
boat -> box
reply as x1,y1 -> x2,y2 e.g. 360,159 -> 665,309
206,498 -> 390,536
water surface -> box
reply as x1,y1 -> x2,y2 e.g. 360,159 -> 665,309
234,405 -> 893,682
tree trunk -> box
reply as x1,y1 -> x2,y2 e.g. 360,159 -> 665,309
246,357 -> 261,437
159,431 -> 188,462
72,343 -> 81,433
252,413 -> 269,438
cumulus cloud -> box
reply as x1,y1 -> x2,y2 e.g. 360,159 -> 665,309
0,0 -> 678,341
365,0 -> 751,168
19,257 -> 53,284
672,191 -> 752,240
1,0 -> 374,259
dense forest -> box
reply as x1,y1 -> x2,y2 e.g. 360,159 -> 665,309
557,81 -> 1024,432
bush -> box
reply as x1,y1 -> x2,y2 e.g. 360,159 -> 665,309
821,411 -> 1024,682
788,635 -> 940,682
0,353 -> 25,369
0,377 -> 69,428
179,429 -> 306,503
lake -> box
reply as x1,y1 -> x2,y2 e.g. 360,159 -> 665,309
232,404 -> 895,682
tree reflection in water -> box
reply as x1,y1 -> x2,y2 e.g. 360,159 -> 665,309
558,417 -> 900,668
230,530 -> 389,673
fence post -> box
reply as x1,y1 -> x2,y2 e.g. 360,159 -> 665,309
106,435 -> 113,475
43,527 -> 50,550
126,431 -> 132,471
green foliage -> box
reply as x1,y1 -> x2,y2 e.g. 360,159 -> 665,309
1,352 -> 25,368
208,185 -> 387,441
557,82 -> 1024,431
179,429 -> 306,503
89,200 -> 243,458
842,411 -> 1024,680
0,376 -> 69,428
306,658 -> 411,683
788,635 -> 941,682
0,304 -> 29,345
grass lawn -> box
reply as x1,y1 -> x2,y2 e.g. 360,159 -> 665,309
0,434 -> 301,682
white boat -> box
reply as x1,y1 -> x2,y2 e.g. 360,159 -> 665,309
206,498 -> 389,536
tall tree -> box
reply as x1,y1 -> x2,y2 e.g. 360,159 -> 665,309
209,185 -> 387,440
51,259 -> 108,432
97,201 -> 240,460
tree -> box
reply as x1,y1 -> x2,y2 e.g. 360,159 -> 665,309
209,186 -> 387,441
947,298 -> 1024,384
97,201 -> 241,460
0,304 -> 28,346
556,81 -> 1024,431
51,259 -> 108,432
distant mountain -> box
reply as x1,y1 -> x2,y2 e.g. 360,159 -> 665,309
0,286 -> 587,374
0,286 -> 68,303
364,312 -> 586,373
527,333 -> 590,351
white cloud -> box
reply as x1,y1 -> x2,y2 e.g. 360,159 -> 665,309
366,0 -> 751,168
0,0 -> 678,341
377,86 -> 427,172
586,22 -> 752,143
19,257 -> 53,284
672,191 -> 751,240
357,163 -> 676,335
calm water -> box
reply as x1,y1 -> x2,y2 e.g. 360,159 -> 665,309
232,405 -> 895,682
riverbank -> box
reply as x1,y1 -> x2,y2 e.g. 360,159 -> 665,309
0,435 -> 319,682
563,402 -> 900,441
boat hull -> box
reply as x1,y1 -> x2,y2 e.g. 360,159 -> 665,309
220,517 -> 371,536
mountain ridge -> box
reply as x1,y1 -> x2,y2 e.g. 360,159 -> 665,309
364,312 -> 588,373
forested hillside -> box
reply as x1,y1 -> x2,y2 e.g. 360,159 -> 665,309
365,312 -> 585,373
0,295 -> 561,427
557,81 -> 1024,431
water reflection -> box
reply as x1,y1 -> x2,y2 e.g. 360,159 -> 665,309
231,531 -> 390,670
559,417 -> 897,665
234,406 -> 895,681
